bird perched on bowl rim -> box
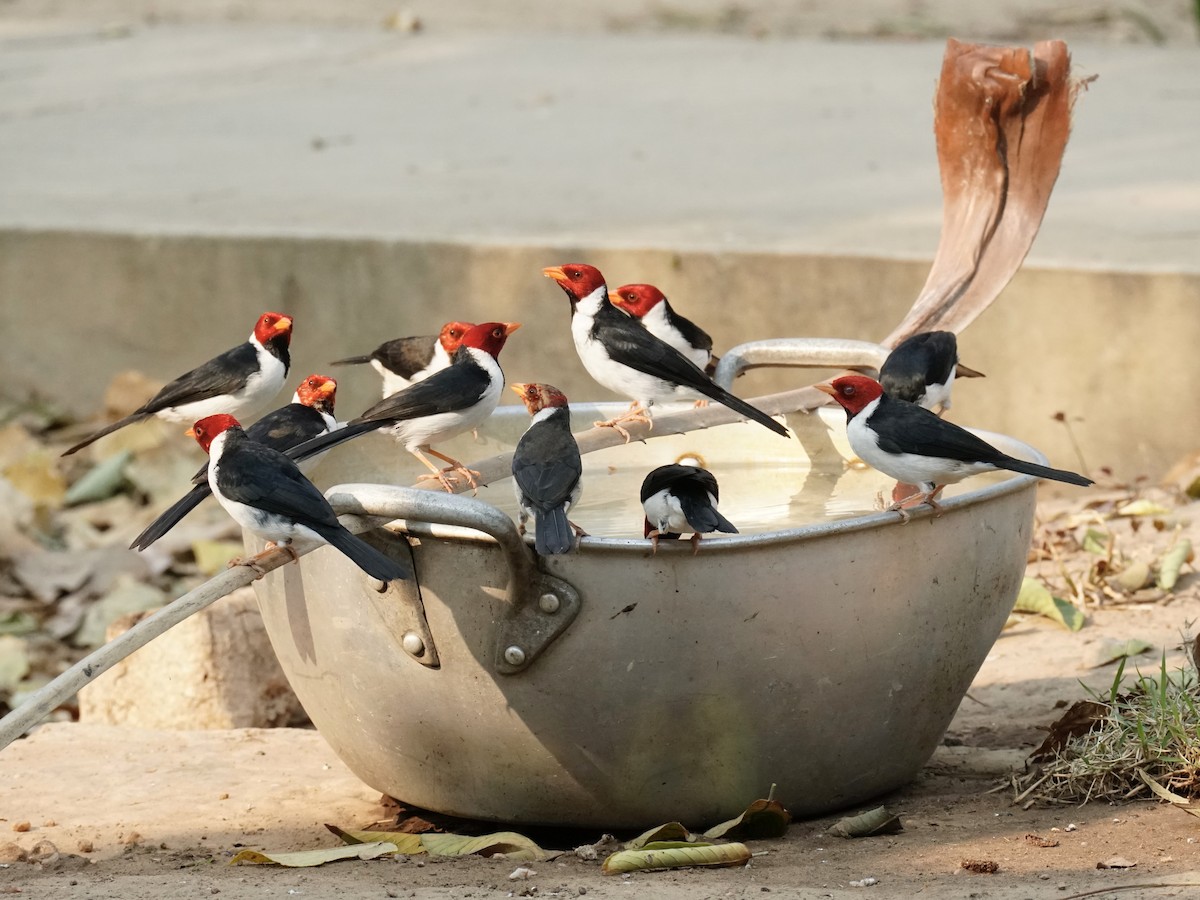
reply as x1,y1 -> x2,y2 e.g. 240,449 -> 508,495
816,374 -> 1091,522
879,330 -> 983,415
130,373 -> 341,551
640,462 -> 738,554
190,413 -> 409,582
510,382 -> 585,555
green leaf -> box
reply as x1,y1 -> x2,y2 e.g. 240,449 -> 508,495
230,842 -> 399,867
827,806 -> 903,838
602,842 -> 751,874
1012,578 -> 1085,631
1115,561 -> 1152,592
1157,539 -> 1192,591
1086,638 -> 1153,668
64,450 -> 132,506
703,798 -> 790,840
0,610 -> 38,636
1116,499 -> 1172,518
1082,529 -> 1110,555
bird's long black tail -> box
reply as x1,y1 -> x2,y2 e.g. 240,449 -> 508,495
286,418 -> 383,465
309,523 -> 411,581
999,456 -> 1092,487
534,506 -> 574,556
679,494 -> 739,535
62,412 -> 148,457
695,381 -> 789,438
130,484 -> 212,550
329,354 -> 372,367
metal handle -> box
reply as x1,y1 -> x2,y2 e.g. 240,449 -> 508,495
713,338 -> 891,391
327,483 -> 580,675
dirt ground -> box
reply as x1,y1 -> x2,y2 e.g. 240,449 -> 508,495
2,491 -> 1199,900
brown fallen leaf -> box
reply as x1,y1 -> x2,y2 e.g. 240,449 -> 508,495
961,859 -> 999,874
1097,856 -> 1137,869
1030,699 -> 1108,760
1023,833 -> 1060,848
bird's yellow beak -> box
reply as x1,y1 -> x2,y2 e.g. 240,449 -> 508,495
503,322 -> 522,336
542,266 -> 567,285
814,383 -> 837,398
509,383 -> 528,397
275,315 -> 293,331
318,379 -> 336,395
184,426 -> 197,438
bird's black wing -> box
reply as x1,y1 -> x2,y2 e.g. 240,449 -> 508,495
370,336 -> 437,380
594,306 -> 788,437
512,413 -> 582,511
287,355 -> 490,463
138,342 -> 260,414
880,331 -> 958,402
639,464 -> 719,503
663,302 -> 713,354
868,395 -> 1010,464
246,404 -> 330,448
217,436 -> 343,531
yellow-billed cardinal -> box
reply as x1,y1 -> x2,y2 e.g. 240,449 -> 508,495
130,374 -> 340,551
879,331 -> 984,415
330,321 -> 474,397
641,462 -> 738,553
610,283 -> 718,376
816,374 -> 1092,521
191,413 -> 409,581
543,264 -> 787,442
287,322 -> 520,492
510,382 -> 585,555
63,311 -> 294,457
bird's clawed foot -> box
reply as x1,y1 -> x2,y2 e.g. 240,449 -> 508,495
886,485 -> 945,523
648,531 -> 661,555
693,399 -> 710,409
228,542 -> 299,578
689,533 -> 703,555
594,403 -> 652,444
569,520 -> 588,551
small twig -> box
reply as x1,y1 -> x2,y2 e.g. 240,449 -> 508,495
0,547 -> 296,751
1059,883 -> 1200,900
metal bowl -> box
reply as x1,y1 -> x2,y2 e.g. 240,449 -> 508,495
249,340 -> 1038,828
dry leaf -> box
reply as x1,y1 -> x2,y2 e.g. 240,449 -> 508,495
624,822 -> 693,850
602,842 -> 750,874
828,806 -> 903,838
1157,539 -> 1192,591
1136,769 -> 1200,819
1030,700 -> 1108,760
231,842 -> 398,867
703,798 -> 790,840
1012,578 -> 1084,631
1085,638 -> 1153,668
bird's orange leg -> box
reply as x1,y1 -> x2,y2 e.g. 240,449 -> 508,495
594,402 -> 653,443
425,447 -> 481,492
229,541 -> 299,578
412,448 -> 460,493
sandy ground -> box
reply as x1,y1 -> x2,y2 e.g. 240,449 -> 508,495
1,550 -> 1198,900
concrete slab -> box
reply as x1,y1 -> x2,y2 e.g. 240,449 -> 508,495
0,25 -> 1195,271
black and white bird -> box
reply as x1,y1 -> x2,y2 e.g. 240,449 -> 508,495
610,283 -> 717,376
510,382 -> 584,555
816,374 -> 1092,521
63,311 -> 293,456
190,414 -> 409,581
640,462 -> 738,553
878,331 -> 984,415
287,322 -> 520,492
330,321 -> 474,397
543,264 -> 787,442
130,373 -> 340,551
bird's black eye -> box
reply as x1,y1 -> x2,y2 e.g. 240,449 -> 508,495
492,327 -> 503,339
843,385 -> 855,396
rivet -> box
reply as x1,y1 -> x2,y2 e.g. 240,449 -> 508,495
503,645 -> 526,667
402,632 -> 426,657
538,592 -> 560,614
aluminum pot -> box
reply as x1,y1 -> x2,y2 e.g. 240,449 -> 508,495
250,339 -> 1039,828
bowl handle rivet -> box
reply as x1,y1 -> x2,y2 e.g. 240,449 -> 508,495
538,593 -> 560,614
503,646 -> 527,667
401,632 -> 426,658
